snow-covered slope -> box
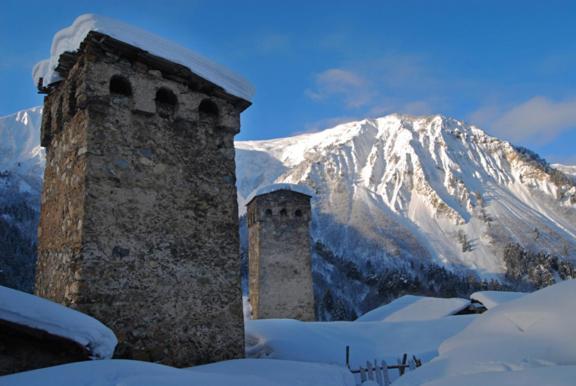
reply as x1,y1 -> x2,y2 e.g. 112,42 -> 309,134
237,115 -> 576,275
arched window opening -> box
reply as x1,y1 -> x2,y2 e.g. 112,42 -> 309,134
109,75 -> 132,97
295,209 -> 303,217
265,209 -> 273,216
156,87 -> 178,118
280,208 -> 287,217
198,99 -> 219,125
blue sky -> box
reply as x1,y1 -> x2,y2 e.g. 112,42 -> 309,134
1,0 -> 575,163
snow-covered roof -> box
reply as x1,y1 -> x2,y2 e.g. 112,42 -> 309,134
246,183 -> 315,205
356,295 -> 471,322
0,285 -> 117,359
32,14 -> 254,102
470,290 -> 526,310
395,279 -> 576,386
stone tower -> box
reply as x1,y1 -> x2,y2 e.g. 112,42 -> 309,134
247,186 -> 315,320
34,29 -> 250,366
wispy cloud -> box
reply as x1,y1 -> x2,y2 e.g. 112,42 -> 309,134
305,53 -> 444,116
470,96 -> 576,144
305,68 -> 374,108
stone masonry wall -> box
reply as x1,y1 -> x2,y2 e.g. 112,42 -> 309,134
36,61 -> 88,306
247,190 -> 315,320
35,34 -> 246,366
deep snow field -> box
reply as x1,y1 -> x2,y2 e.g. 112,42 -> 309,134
3,280 -> 576,385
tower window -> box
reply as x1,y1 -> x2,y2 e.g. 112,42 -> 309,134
199,99 -> 219,124
265,209 -> 273,216
155,87 -> 178,118
109,75 -> 132,97
280,208 -> 287,217
295,209 -> 303,217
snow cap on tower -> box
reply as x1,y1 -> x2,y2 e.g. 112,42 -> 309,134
33,14 -> 254,102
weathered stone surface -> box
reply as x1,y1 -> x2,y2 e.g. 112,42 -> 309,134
247,190 -> 316,321
35,32 -> 248,366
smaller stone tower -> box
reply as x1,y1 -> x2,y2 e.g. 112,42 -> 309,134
247,186 -> 315,320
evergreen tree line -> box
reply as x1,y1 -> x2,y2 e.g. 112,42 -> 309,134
503,243 -> 574,290
314,241 -> 509,321
0,217 -> 36,292
0,198 -> 39,293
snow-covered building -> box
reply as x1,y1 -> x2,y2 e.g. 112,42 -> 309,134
33,14 -> 252,366
247,184 -> 316,320
0,285 -> 116,375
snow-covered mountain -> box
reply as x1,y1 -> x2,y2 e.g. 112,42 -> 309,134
1,108 -> 575,317
552,163 -> 576,179
0,107 -> 45,193
237,115 -> 576,317
238,115 -> 575,271
0,107 -> 45,292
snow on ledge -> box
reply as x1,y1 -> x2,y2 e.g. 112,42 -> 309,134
0,285 -> 117,359
32,14 -> 254,101
246,183 -> 315,204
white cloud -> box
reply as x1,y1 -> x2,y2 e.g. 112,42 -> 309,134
305,68 -> 374,108
304,53 -> 443,114
471,96 -> 576,144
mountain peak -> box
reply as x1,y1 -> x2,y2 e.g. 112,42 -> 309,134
237,113 -> 576,277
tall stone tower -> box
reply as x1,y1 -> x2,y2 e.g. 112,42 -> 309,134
247,186 -> 315,321
34,26 -> 250,366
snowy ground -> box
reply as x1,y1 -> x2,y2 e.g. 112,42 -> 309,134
3,284 -> 576,385
395,280 -> 576,386
246,316 -> 474,367
1,359 -> 355,386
